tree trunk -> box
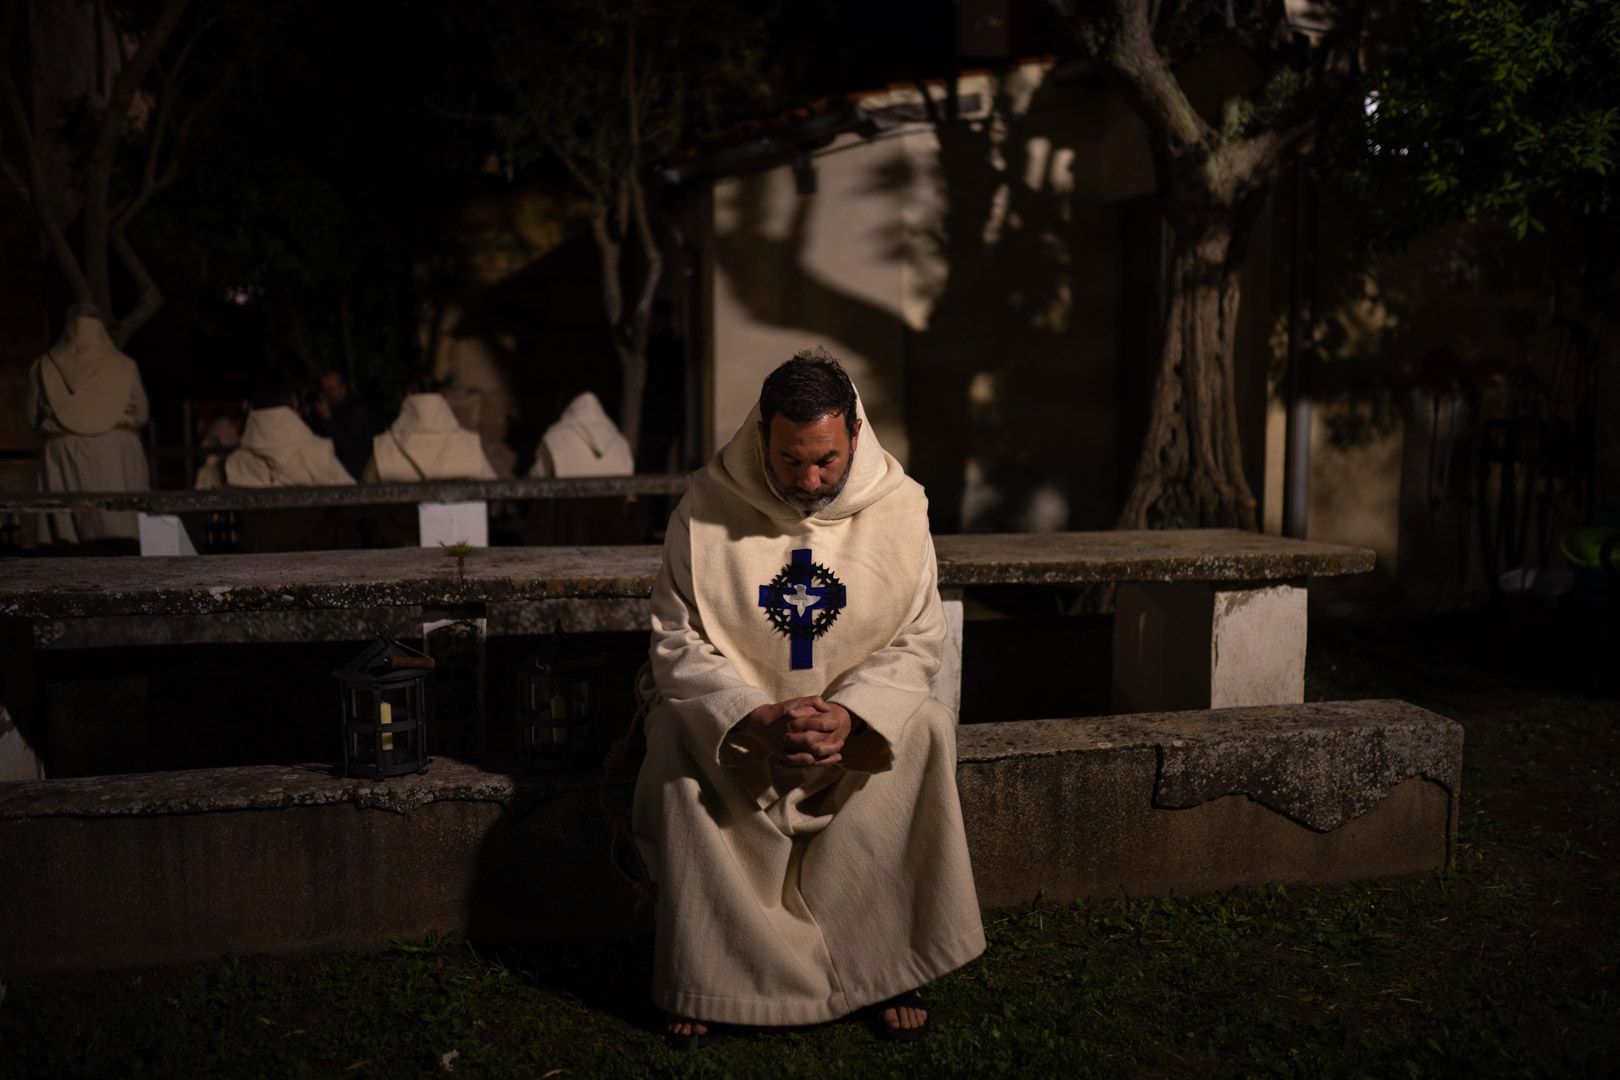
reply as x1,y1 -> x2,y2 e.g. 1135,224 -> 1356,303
1119,200 -> 1260,529
617,342 -> 646,452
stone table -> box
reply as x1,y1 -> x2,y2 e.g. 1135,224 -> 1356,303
0,531 -> 1374,778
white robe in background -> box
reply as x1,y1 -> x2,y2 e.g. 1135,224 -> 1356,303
361,393 -> 496,482
632,393 -> 984,1026
528,392 -> 634,478
25,315 -> 150,544
222,406 -> 355,487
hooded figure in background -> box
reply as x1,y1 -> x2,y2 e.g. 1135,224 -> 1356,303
362,391 -> 496,482
25,305 -> 150,547
528,391 -> 634,478
223,393 -> 355,488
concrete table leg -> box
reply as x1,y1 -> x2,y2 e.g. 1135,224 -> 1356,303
138,513 -> 198,556
1112,582 -> 1307,713
423,605 -> 487,758
933,588 -> 964,719
0,618 -> 44,780
418,501 -> 488,548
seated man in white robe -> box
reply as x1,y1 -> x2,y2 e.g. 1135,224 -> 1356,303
223,390 -> 355,488
25,304 -> 150,551
528,391 -> 634,478
632,351 -> 984,1045
361,390 -> 496,482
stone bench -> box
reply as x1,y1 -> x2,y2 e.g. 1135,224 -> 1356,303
0,699 -> 1461,975
0,531 -> 1373,779
0,475 -> 691,555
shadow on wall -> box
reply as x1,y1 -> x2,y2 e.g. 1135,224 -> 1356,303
714,71 -> 1126,534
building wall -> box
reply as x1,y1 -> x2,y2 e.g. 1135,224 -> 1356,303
710,133 -> 913,461
706,59 -> 1288,536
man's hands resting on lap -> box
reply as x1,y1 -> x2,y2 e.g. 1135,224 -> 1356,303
744,696 -> 860,766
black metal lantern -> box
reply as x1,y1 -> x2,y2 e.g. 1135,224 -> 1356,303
334,636 -> 435,778
518,622 -> 606,770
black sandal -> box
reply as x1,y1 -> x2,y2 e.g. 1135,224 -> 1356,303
868,990 -> 930,1042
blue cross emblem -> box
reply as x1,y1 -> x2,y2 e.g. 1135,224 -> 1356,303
758,548 -> 847,670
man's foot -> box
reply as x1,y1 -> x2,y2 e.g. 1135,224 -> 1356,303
872,989 -> 929,1042
665,1014 -> 718,1049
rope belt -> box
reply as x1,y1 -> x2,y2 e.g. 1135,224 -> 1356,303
45,424 -> 142,441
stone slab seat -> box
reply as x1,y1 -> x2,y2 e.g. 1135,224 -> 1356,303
0,699 -> 1460,976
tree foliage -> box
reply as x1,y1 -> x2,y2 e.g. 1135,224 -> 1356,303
484,0 -> 769,449
1344,0 -> 1620,244
135,0 -> 484,397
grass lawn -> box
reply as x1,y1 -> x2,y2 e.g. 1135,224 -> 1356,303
2,609 -> 1616,1078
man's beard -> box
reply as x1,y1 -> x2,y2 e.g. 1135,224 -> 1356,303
763,459 -> 851,516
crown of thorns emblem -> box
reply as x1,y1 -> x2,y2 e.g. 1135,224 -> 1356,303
760,555 -> 846,641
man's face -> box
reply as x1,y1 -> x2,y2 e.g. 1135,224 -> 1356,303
760,411 -> 860,516
320,373 -> 348,406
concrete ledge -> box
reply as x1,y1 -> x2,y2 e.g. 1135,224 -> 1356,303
955,699 -> 1462,908
0,699 -> 1460,975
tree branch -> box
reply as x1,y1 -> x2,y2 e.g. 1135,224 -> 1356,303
627,172 -> 661,346
1228,2 -> 1365,180
1051,0 -> 1213,166
108,219 -> 162,346
82,0 -> 193,307
590,210 -> 624,328
0,33 -> 93,301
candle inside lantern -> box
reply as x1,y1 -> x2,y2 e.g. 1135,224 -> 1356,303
379,700 -> 394,751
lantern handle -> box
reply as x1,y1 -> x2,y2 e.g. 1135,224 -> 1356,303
381,655 -> 437,671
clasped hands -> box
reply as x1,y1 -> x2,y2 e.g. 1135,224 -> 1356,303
744,695 -> 856,766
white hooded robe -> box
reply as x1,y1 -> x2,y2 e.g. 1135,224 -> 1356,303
362,393 -> 497,482
631,395 -> 985,1026
528,392 -> 634,478
25,314 -> 150,544
222,406 -> 356,488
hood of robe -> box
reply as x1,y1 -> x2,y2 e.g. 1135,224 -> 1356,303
533,391 -> 634,477
226,406 -> 355,487
371,393 -> 495,481
706,390 -> 906,524
239,406 -> 321,449
557,392 -> 624,455
392,392 -> 462,434
37,315 -> 138,435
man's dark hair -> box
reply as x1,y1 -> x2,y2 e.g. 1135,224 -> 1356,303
759,349 -> 857,436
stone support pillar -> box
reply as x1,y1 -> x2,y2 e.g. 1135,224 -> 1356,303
1112,582 -> 1307,713
423,605 -> 487,758
418,501 -> 488,548
137,513 -> 197,556
0,619 -> 44,780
